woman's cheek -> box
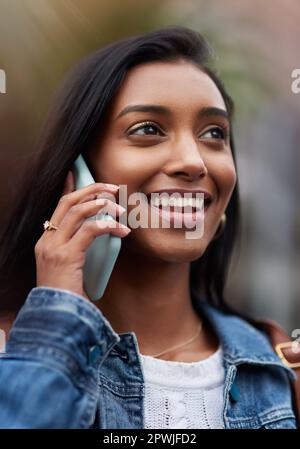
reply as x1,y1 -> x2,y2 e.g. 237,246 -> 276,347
215,155 -> 237,194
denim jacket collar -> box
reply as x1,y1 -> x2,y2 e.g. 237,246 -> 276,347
3,286 -> 296,429
190,289 -> 297,382
113,290 -> 296,383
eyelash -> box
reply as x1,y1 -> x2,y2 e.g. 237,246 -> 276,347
126,121 -> 230,141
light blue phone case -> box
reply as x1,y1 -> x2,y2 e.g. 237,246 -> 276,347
73,154 -> 121,301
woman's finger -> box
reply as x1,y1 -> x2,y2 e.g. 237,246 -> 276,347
54,198 -> 126,243
71,217 -> 131,253
47,177 -> 119,231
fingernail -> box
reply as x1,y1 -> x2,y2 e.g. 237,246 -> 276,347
120,223 -> 131,233
117,204 -> 126,214
105,183 -> 119,190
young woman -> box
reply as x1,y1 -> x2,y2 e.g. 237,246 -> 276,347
0,26 -> 297,429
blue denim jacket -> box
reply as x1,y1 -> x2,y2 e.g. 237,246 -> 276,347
0,286 -> 297,429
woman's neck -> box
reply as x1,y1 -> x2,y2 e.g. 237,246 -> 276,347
96,250 -> 220,361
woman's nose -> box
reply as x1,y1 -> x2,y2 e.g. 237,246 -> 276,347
164,139 -> 208,181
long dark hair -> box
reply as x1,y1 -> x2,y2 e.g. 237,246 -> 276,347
0,26 -> 241,316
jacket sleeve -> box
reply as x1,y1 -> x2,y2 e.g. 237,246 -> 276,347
0,286 -> 120,428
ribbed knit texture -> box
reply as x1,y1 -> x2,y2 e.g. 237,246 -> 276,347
140,345 -> 225,429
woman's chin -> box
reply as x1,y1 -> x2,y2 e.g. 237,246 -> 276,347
125,228 -> 208,263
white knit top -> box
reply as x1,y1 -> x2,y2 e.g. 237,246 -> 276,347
139,345 -> 225,429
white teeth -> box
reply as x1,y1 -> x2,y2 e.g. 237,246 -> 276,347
195,198 -> 203,208
150,195 -> 204,209
154,197 -> 160,207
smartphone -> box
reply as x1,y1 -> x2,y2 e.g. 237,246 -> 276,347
73,154 -> 121,301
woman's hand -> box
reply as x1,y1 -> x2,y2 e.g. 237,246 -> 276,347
34,170 -> 130,300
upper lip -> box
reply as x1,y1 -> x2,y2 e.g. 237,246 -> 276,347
145,188 -> 213,202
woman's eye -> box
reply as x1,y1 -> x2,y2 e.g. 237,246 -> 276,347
200,127 -> 228,140
127,122 -> 163,137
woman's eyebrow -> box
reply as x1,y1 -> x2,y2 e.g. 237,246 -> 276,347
116,104 -> 229,123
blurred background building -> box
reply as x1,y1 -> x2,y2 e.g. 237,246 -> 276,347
0,0 -> 299,332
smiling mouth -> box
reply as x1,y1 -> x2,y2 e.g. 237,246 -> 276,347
145,194 -> 213,213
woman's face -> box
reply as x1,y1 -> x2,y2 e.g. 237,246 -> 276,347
88,60 -> 236,263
